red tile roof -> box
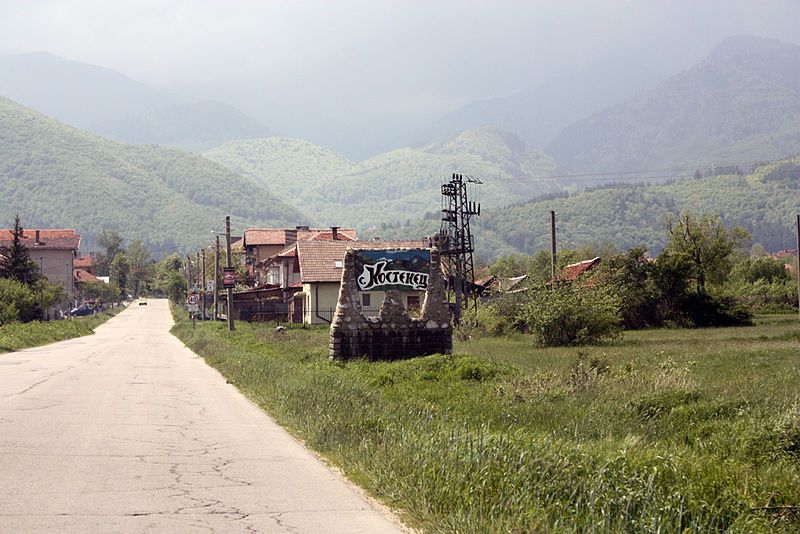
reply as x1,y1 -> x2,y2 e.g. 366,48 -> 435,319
277,245 -> 297,258
0,229 -> 81,251
74,269 -> 100,283
245,227 -> 358,246
772,249 -> 798,260
296,239 -> 430,283
74,256 -> 93,269
298,228 -> 358,241
244,228 -> 292,246
559,257 -> 601,282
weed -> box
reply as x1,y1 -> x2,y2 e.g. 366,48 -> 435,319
170,308 -> 800,533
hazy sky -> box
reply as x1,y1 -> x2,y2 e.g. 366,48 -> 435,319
1,1 -> 798,112
1,0 -> 799,156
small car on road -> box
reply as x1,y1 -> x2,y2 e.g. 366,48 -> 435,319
70,304 -> 94,317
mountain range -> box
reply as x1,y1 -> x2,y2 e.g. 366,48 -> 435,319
419,60 -> 661,150
1,35 -> 799,257
204,128 -> 561,229
0,96 -> 303,253
547,35 -> 800,174
0,52 -> 275,153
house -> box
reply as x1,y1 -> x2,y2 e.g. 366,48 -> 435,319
262,238 -> 430,324
476,274 -> 529,294
243,226 -> 357,284
558,257 -> 601,283
73,269 -> 100,285
0,229 -> 81,301
771,248 -> 798,261
73,269 -> 102,302
74,255 -> 95,274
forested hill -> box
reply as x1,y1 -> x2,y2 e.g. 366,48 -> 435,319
547,36 -> 800,174
479,159 -> 800,258
204,128 -> 562,228
0,96 -> 306,252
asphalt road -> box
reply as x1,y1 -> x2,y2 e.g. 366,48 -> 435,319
0,300 -> 403,533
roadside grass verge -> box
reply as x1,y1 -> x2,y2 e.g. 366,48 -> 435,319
0,306 -> 124,353
171,310 -> 800,533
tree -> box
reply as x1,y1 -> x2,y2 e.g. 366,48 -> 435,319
663,212 -> 749,294
95,229 -> 123,276
80,281 -> 121,304
0,215 -> 40,285
597,246 -> 662,329
0,277 -> 63,324
155,254 -> 187,303
110,253 -> 130,296
126,240 -> 154,296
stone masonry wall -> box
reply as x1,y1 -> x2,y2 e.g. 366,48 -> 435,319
329,247 -> 452,361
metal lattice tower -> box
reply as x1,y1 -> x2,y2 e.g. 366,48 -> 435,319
438,173 -> 481,323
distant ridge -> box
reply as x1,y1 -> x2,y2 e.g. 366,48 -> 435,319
0,51 -> 274,152
0,96 -> 306,252
547,36 -> 800,174
0,51 -> 176,127
204,128 -> 563,228
93,100 -> 275,152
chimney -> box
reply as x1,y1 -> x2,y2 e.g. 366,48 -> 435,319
331,226 -> 339,240
34,230 -> 41,245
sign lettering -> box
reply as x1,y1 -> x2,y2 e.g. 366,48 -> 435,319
358,261 -> 428,290
354,249 -> 430,292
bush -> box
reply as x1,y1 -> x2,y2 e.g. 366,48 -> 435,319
518,285 -> 622,346
679,292 -> 753,327
0,278 -> 38,324
598,247 -> 664,329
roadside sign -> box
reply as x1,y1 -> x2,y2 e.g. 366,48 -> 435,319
186,304 -> 199,312
223,267 -> 236,288
207,280 -> 214,292
187,293 -> 200,305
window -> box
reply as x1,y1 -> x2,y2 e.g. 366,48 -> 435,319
361,293 -> 371,307
334,260 -> 343,269
407,295 -> 420,311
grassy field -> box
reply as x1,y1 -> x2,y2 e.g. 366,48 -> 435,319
0,306 -> 123,353
171,311 -> 800,533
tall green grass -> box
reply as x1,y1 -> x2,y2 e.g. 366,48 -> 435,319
172,311 -> 800,532
0,307 -> 122,353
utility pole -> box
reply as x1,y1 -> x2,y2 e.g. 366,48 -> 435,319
225,216 -> 235,332
186,255 -> 193,290
796,214 -> 799,320
214,235 -> 220,321
201,248 -> 206,320
550,210 -> 557,285
439,173 -> 481,324
196,251 -> 201,290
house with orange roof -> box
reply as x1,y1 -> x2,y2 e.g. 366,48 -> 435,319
73,255 -> 95,274
260,238 -> 430,324
243,226 -> 358,285
0,228 -> 81,302
558,257 -> 602,284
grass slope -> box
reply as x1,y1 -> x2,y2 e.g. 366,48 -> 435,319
0,306 -> 121,354
172,310 -> 800,532
204,128 -> 561,228
0,96 -> 307,251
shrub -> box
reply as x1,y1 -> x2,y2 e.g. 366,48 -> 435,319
517,285 -> 622,346
0,278 -> 37,324
597,247 -> 664,329
679,292 -> 753,327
